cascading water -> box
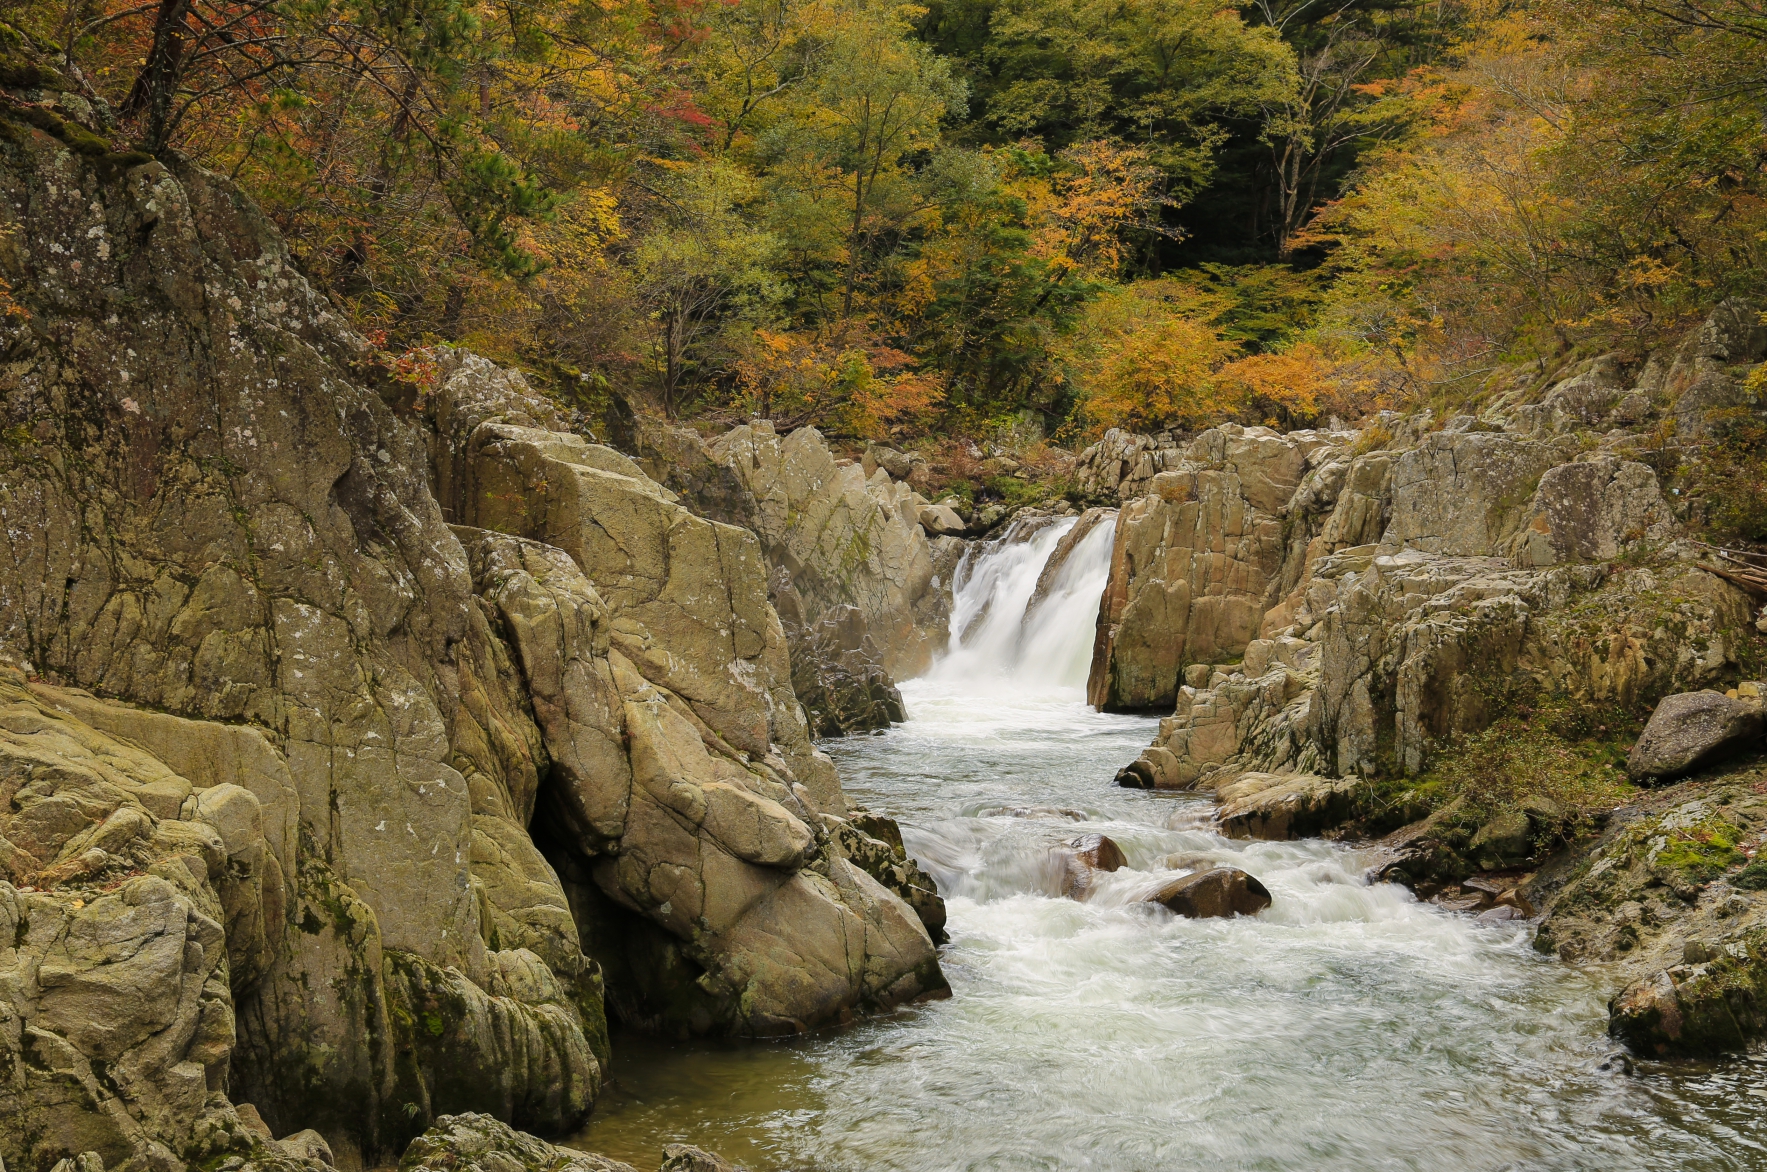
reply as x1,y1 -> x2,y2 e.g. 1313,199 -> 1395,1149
934,513 -> 1115,689
574,526 -> 1766,1171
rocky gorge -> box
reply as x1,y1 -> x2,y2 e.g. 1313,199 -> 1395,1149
5,35 -> 1767,1172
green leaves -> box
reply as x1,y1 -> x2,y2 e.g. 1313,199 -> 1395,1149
446,149 -> 559,277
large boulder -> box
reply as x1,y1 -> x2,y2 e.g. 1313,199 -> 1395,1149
399,1113 -> 636,1172
1145,868 -> 1272,918
1214,773 -> 1359,841
1059,833 -> 1127,898
1628,691 -> 1765,782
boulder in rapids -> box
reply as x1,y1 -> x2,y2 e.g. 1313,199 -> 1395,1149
1060,832 -> 1127,899
1146,868 -> 1272,918
1628,691 -> 1765,782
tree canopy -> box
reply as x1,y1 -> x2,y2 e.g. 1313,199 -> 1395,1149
6,0 -> 1765,441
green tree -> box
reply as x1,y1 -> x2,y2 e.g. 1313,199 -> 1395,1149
631,162 -> 783,417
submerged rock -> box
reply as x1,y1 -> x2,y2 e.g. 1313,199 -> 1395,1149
1628,691 -> 1765,782
660,1144 -> 744,1172
400,1113 -> 636,1171
1146,868 -> 1272,919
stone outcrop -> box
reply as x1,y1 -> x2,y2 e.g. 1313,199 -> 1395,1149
772,581 -> 904,737
400,1113 -> 636,1172
709,423 -> 946,679
1213,773 -> 1360,841
1072,428 -> 1188,503
1087,300 -> 1766,1057
0,74 -> 942,1169
1087,425 -> 1344,711
1628,691 -> 1765,782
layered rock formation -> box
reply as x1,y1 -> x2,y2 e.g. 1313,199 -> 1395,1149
1095,312 -> 1767,1055
710,422 -> 949,681
1107,398 -> 1755,795
1086,425 -> 1345,711
0,74 -> 942,1168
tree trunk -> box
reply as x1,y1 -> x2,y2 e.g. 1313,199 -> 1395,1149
123,0 -> 193,153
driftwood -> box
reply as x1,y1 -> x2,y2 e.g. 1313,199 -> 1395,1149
1694,542 -> 1767,596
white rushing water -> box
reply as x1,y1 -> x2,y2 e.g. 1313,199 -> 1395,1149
576,521 -> 1767,1171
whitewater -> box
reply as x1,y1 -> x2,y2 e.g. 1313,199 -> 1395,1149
574,516 -> 1767,1171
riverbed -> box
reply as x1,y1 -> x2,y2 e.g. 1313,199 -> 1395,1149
570,518 -> 1767,1171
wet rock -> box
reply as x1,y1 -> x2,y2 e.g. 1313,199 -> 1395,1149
987,806 -> 1089,821
1146,868 -> 1272,919
824,811 -> 948,943
1214,773 -> 1359,841
1628,691 -> 1765,782
399,1112 -> 637,1171
1025,507 -> 1116,619
1069,833 -> 1126,872
1607,930 -> 1767,1058
1476,905 -> 1525,925
1061,833 -> 1127,899
660,1144 -> 743,1172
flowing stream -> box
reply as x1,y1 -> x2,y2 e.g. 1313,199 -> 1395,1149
573,518 -> 1767,1171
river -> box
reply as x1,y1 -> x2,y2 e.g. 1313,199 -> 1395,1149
572,517 -> 1767,1171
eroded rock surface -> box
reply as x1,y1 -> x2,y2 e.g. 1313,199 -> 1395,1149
0,74 -> 943,1169
710,422 -> 945,679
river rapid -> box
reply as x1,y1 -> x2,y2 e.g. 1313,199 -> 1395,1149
573,518 -> 1767,1171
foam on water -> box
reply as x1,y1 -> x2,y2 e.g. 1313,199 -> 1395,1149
572,520 -> 1767,1171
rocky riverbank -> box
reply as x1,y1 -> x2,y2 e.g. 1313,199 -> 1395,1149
0,52 -> 948,1170
1097,306 -> 1767,1057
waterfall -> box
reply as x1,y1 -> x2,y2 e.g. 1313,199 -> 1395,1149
931,512 -> 1117,689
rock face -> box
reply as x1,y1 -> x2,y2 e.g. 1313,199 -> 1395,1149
1628,691 -> 1765,781
1146,868 -> 1272,918
1072,428 -> 1188,503
1109,417 -> 1751,814
773,582 -> 905,737
709,422 -> 946,679
1087,425 -> 1343,711
0,79 -> 942,1167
